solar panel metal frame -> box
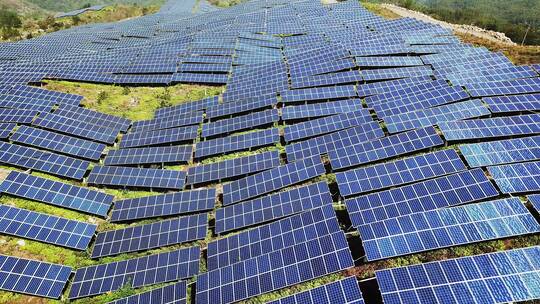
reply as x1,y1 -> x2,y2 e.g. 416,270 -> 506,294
87,166 -> 186,190
104,145 -> 193,166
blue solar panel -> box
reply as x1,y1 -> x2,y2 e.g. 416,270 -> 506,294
460,135 -> 540,167
0,171 -> 113,217
0,123 -> 15,138
356,76 -> 434,97
120,125 -> 198,148
361,65 -> 433,81
0,204 -> 97,250
104,146 -> 193,166
439,114 -> 540,141
376,246 -> 540,304
155,96 -> 219,119
488,161 -> 540,193
109,187 -> 213,221
202,109 -> 279,138
384,100 -> 491,133
131,112 -> 203,133
359,198 -> 540,261
222,155 -> 325,205
284,111 -> 372,142
206,96 -> 277,120
465,78 -> 540,97
0,255 -> 72,298
187,150 -> 280,185
87,166 -> 186,190
484,93 -> 540,113
216,181 -> 333,234
285,122 -> 384,162
281,99 -> 366,121
208,205 -> 339,270
337,149 -> 467,197
529,194 -> 540,213
10,125 -> 106,160
267,277 -> 364,304
195,231 -> 353,304
173,73 -> 228,84
92,213 -> 207,258
365,80 -> 450,106
291,70 -> 363,89
69,246 -> 200,299
0,142 -> 90,179
107,281 -> 187,304
281,85 -> 357,103
356,56 -> 423,67
329,127 -> 444,170
0,108 -> 39,124
195,128 -> 280,159
54,104 -> 131,133
345,169 -> 499,226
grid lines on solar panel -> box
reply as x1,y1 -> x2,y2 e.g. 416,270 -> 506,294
187,150 -> 280,185
68,246 -> 200,299
54,104 -> 131,132
130,112 -> 203,133
110,188 -> 215,222
375,246 -> 540,304
206,96 -> 276,120
365,80 -> 450,106
356,56 -> 423,68
460,135 -> 540,167
10,125 -> 106,161
484,93 -> 540,113
384,100 -> 491,133
337,149 -> 467,197
107,281 -> 187,304
445,65 -> 538,86
361,65 -> 434,81
0,142 -> 90,179
155,96 -> 218,119
104,146 -> 193,166
33,112 -> 119,144
356,76 -> 434,97
195,231 -> 354,304
488,161 -> 540,193
281,99 -> 366,121
359,198 -> 540,261
329,127 -> 444,170
285,122 -> 384,162
0,204 -> 97,250
267,277 -> 365,304
0,123 -> 15,138
9,84 -> 83,106
201,109 -> 279,138
216,182 -> 333,234
87,166 -> 186,190
173,73 -> 228,84
284,111 -> 372,143
0,255 -> 72,298
529,194 -> 540,214
439,114 -> 540,141
345,169 -> 499,227
280,85 -> 357,103
0,96 -> 55,112
222,155 -> 325,206
208,205 -> 339,270
465,78 -> 540,97
92,213 -> 207,258
0,108 -> 39,124
119,125 -> 198,149
291,70 -> 363,89
195,128 -> 280,158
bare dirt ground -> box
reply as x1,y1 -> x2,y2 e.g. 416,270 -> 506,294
382,3 -> 517,46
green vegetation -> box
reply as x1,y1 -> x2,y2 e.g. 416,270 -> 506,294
0,8 -> 21,39
24,0 -> 165,13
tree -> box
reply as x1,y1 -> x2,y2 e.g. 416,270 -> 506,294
0,9 -> 22,30
71,15 -> 81,25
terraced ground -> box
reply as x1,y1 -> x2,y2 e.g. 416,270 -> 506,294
0,0 -> 539,304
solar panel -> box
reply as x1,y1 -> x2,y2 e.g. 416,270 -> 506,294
376,246 -> 540,304
201,109 -> 279,138
54,104 -> 131,133
206,96 -> 277,120
107,281 -> 187,304
336,149 -> 467,197
285,122 -> 384,162
0,204 -> 97,250
104,146 -> 193,166
216,181 -> 332,234
0,108 -> 39,124
356,56 -> 423,67
439,114 -> 540,141
222,155 -> 325,205
281,99 -> 366,121
92,213 -> 207,258
291,70 -> 363,89
68,246 -> 200,299
195,231 -> 353,304
460,135 -> 540,167
356,76 -> 434,97
359,198 -> 540,261
529,194 -> 540,213
484,93 -> 540,113
361,65 -> 433,81
208,204 -> 339,270
119,125 -> 198,148
465,78 -> 540,97
0,123 -> 15,138
345,169 -> 499,226
0,142 -> 90,179
187,150 -> 280,185
280,85 -> 357,103
195,128 -> 280,159
267,277 -> 364,304
365,80 -> 451,106
131,112 -> 203,133
0,254 -> 72,298
284,111 -> 373,142
384,100 -> 491,133
329,126 -> 444,170
10,126 -> 106,161
155,96 -> 218,119
0,171 -> 113,217
110,188 -> 215,222
488,161 -> 540,193
33,112 -> 119,144
173,73 -> 228,84
87,166 -> 186,190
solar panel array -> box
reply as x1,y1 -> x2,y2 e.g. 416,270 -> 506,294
87,166 -> 186,189
104,145 -> 193,166
267,277 -> 364,304
108,281 -> 187,304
